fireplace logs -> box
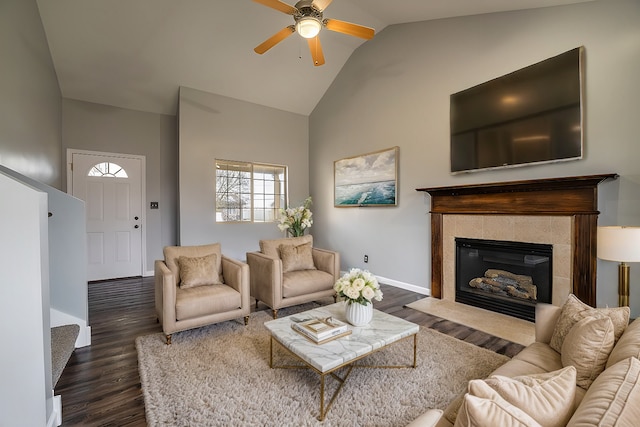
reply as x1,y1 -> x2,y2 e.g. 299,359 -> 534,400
469,269 -> 537,301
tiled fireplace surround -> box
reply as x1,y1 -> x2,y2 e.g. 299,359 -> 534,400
417,174 -> 617,310
442,215 -> 571,306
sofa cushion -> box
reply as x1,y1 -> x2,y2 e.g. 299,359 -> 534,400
454,385 -> 542,427
549,294 -> 629,353
177,253 -> 222,289
510,342 -> 563,373
282,269 -> 333,298
567,357 -> 640,427
164,243 -> 224,285
561,316 -> 615,390
607,318 -> 640,368
467,366 -> 576,427
175,284 -> 241,321
279,242 -> 316,273
260,235 -> 313,258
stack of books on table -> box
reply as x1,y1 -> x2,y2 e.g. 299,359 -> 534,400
291,317 -> 351,344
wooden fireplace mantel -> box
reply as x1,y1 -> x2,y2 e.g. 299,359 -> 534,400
416,174 -> 618,307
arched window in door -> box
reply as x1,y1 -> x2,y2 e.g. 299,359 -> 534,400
88,162 -> 128,178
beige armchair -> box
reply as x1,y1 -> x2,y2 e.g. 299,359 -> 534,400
155,243 -> 250,344
246,235 -> 339,318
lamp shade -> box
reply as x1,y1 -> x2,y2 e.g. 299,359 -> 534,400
597,226 -> 640,262
296,17 -> 322,39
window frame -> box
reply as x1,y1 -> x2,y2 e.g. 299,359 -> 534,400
215,159 -> 288,223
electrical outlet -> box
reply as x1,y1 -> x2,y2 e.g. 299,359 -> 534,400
364,255 -> 368,263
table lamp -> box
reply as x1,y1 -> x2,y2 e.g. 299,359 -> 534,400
597,226 -> 640,306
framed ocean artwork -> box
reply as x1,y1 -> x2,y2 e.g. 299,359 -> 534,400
334,146 -> 398,207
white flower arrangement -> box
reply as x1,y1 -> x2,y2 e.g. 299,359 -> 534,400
334,268 -> 383,306
277,196 -> 313,237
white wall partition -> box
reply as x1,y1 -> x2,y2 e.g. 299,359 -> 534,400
0,171 -> 56,426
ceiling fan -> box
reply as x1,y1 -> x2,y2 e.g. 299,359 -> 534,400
253,0 -> 375,66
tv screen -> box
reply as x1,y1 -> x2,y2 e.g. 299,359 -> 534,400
450,47 -> 584,174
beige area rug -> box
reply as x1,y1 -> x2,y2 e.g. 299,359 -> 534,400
406,298 -> 535,347
136,306 -> 510,427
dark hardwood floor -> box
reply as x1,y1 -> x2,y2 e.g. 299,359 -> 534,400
54,277 -> 523,426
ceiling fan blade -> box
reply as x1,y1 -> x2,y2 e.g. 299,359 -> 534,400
312,0 -> 333,12
307,37 -> 325,66
252,0 -> 297,15
254,26 -> 295,54
324,18 -> 375,40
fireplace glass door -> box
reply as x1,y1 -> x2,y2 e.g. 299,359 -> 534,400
455,238 -> 552,321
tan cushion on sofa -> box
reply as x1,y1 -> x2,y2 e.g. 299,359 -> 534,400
510,342 -> 563,373
607,318 -> 640,368
561,316 -> 615,390
164,243 -> 224,285
260,235 -> 313,258
279,242 -> 316,273
567,357 -> 640,426
467,367 -> 576,427
549,294 -> 629,353
454,385 -> 542,427
177,253 -> 222,288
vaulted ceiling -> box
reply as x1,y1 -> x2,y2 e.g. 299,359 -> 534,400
36,0 -> 595,116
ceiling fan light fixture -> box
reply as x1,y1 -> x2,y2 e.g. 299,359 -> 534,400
295,17 -> 322,38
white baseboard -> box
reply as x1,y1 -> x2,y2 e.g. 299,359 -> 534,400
376,275 -> 430,295
339,270 -> 430,296
144,269 -> 154,277
50,308 -> 92,347
48,394 -> 62,427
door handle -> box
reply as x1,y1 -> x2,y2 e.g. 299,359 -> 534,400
134,225 -> 140,229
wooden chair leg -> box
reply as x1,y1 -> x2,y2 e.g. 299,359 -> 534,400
165,334 -> 172,345
244,316 -> 249,325
333,293 -> 337,303
255,300 -> 259,309
272,309 -> 278,319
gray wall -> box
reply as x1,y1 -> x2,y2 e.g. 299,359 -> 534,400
178,86 -> 309,260
62,99 -> 178,271
0,0 -> 62,188
309,1 -> 640,315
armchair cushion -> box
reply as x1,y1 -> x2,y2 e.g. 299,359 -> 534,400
279,242 -> 316,273
260,235 -> 313,258
164,243 -> 224,286
175,284 -> 241,321
177,253 -> 222,289
282,269 -> 334,298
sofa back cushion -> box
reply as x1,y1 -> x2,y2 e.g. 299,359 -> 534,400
260,235 -> 313,258
567,357 -> 640,427
561,316 -> 615,390
164,243 -> 223,286
607,318 -> 640,368
549,294 -> 629,353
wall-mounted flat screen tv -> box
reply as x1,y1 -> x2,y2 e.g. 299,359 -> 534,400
450,47 -> 584,174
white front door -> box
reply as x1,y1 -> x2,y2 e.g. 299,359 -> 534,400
71,152 -> 143,281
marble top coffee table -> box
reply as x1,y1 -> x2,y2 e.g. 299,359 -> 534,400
264,302 -> 419,421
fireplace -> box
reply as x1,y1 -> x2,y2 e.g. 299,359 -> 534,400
455,238 -> 552,321
417,174 -> 618,309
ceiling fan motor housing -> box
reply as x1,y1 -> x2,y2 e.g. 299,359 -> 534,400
293,0 -> 324,25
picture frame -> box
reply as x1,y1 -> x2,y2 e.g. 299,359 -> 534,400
334,146 -> 398,207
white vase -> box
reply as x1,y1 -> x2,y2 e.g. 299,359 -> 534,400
345,302 -> 373,326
